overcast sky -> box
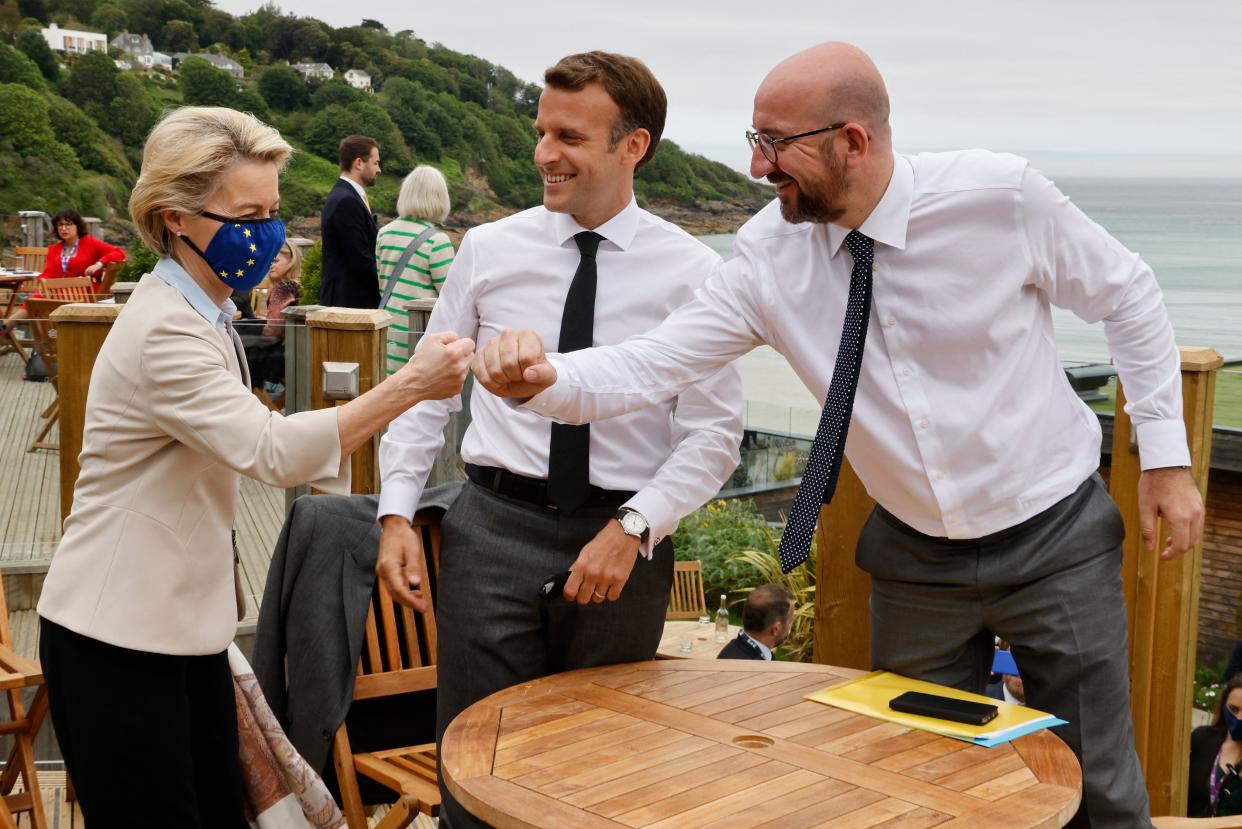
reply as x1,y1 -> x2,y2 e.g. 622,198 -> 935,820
214,0 -> 1242,177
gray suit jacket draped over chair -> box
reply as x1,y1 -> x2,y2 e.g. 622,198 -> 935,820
252,484 -> 460,773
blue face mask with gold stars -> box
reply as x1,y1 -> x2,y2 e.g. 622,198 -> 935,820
181,211 -> 286,293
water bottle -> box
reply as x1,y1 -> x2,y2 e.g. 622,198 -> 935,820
714,594 -> 729,643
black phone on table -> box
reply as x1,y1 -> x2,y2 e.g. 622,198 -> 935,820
889,691 -> 999,725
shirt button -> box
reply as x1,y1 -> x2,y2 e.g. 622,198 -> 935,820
947,514 -> 959,525
918,418 -> 929,430
934,470 -> 945,480
885,315 -> 897,327
902,367 -> 913,377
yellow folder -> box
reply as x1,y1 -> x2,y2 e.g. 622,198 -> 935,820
805,670 -> 1067,748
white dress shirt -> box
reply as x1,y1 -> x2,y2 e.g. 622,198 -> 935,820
743,632 -> 773,661
527,151 -> 1189,540
378,198 -> 744,554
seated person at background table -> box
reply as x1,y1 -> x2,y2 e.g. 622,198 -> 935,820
241,240 -> 303,401
378,165 -> 456,376
374,51 -> 743,829
1189,673 -> 1242,818
0,208 -> 125,335
718,584 -> 794,661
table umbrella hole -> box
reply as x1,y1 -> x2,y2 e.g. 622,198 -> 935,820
732,735 -> 774,749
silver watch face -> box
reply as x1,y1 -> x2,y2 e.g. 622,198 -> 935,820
620,511 -> 647,536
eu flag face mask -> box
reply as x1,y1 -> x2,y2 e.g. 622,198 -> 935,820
1225,705 -> 1242,742
180,211 -> 286,293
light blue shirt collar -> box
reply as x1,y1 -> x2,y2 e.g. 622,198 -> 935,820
741,631 -> 773,661
152,256 -> 235,328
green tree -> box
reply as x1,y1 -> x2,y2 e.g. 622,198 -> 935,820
0,42 -> 44,91
300,100 -> 412,174
258,62 -> 305,110
0,82 -> 79,170
16,0 -> 46,22
45,93 -> 135,180
161,18 -> 198,52
235,85 -> 269,121
89,2 -> 127,37
108,72 -> 156,145
309,77 -> 358,109
61,49 -> 117,116
15,26 -> 58,80
178,54 -> 237,106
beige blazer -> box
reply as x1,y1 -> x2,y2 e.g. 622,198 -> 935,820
38,274 -> 349,655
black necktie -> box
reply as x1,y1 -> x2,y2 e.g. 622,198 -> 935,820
547,231 -> 604,514
778,230 -> 874,572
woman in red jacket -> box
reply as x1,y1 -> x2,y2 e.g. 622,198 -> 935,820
1,209 -> 126,334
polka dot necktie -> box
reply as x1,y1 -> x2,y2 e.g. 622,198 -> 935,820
547,231 -> 604,515
778,230 -> 875,572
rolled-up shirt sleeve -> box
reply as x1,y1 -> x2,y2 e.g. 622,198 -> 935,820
1020,165 -> 1190,470
142,320 -> 349,493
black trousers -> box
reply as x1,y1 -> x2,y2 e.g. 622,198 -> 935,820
39,618 -> 247,829
435,483 -> 674,829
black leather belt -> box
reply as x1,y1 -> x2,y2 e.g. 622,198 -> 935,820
465,463 -> 635,511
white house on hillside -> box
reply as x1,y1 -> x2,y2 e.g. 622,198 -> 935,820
174,52 -> 244,78
42,23 -> 107,55
292,62 -> 333,82
344,68 -> 372,91
111,31 -> 154,68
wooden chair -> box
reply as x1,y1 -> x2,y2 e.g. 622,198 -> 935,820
97,261 -> 122,297
0,278 -> 36,362
25,298 -> 70,453
0,565 -> 50,829
667,559 -> 708,620
13,247 -> 46,273
332,515 -> 442,829
40,277 -> 95,303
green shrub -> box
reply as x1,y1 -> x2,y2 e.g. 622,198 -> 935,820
1195,658 -> 1228,711
115,238 -> 158,282
0,43 -> 45,91
299,240 -> 322,305
672,499 -> 772,602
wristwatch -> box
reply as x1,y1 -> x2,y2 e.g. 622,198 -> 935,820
615,508 -> 650,544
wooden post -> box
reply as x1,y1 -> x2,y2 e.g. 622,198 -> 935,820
281,305 -> 322,512
306,308 -> 389,495
404,298 -> 466,487
812,458 -> 875,670
1109,345 -> 1221,817
52,303 -> 120,523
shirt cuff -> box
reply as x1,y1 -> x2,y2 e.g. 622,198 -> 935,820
1135,418 -> 1191,470
623,490 -> 677,561
377,480 -> 421,523
521,356 -> 573,418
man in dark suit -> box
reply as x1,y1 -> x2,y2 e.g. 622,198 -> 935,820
718,584 -> 795,661
320,134 -> 382,308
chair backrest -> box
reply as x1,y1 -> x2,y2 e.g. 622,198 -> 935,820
352,515 -> 441,702
41,277 -> 95,303
14,246 -> 46,272
667,559 -> 708,620
250,278 -> 272,317
25,298 -> 70,388
98,261 -> 122,296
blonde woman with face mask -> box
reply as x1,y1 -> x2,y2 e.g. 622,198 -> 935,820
35,106 -> 474,828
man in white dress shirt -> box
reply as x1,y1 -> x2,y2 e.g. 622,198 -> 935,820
474,43 -> 1204,827
375,51 -> 743,829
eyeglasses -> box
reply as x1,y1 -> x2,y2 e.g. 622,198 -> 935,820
746,123 -> 845,164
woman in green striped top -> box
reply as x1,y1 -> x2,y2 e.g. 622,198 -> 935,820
376,165 -> 456,375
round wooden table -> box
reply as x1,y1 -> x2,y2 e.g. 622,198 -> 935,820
442,660 -> 1081,829
656,620 -> 741,660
